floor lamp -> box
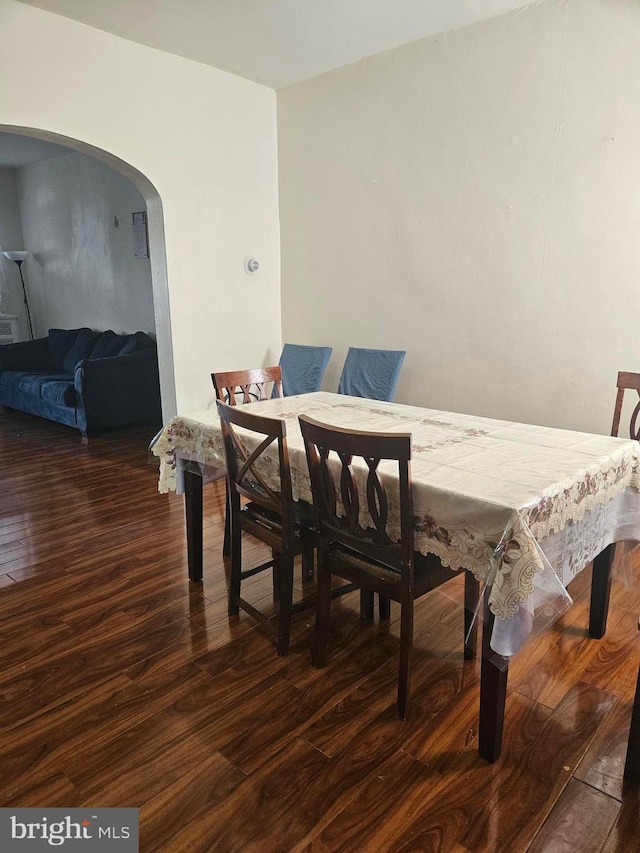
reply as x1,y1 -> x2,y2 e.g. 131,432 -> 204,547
2,251 -> 33,340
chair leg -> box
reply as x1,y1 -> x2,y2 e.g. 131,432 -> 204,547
302,549 -> 314,581
312,551 -> 332,668
379,595 -> 391,621
276,554 -> 294,657
360,589 -> 375,621
272,549 -> 281,593
227,516 -> 241,617
222,480 -> 231,557
397,591 -> 414,720
624,663 -> 640,783
464,571 -> 480,660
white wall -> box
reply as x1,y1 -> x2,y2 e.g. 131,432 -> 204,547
16,152 -> 155,340
278,0 -> 640,435
0,166 -> 25,321
0,0 -> 280,416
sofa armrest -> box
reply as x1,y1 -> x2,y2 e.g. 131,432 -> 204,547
0,337 -> 49,372
74,348 -> 162,433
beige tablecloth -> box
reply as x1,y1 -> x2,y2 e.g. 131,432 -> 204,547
151,392 -> 640,655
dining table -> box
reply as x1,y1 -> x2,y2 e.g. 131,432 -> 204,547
150,391 -> 640,761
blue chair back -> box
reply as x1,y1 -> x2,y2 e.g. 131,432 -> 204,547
337,347 -> 406,402
279,343 -> 333,396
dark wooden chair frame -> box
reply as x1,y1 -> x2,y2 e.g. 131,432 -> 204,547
217,400 -> 314,655
203,366 -> 284,564
212,365 -> 314,577
183,366 -> 303,583
299,413 -> 478,720
611,371 -> 640,440
212,366 -> 283,407
611,374 -> 640,781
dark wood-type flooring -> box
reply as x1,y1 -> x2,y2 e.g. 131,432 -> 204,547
1,407 -> 639,852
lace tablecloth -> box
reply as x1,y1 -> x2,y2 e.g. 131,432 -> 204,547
150,392 -> 640,655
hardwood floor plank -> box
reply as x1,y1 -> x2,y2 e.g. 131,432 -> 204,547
515,605 -> 626,710
0,673 -> 135,794
0,611 -> 210,727
138,751 -> 245,851
4,772 -> 80,808
306,749 -> 441,853
153,738 -> 329,852
65,671 -> 304,793
527,778 -> 620,853
313,682 -> 609,853
301,624 -> 467,759
573,698 -> 631,800
461,682 -> 617,852
578,605 -> 640,701
600,788 -> 640,853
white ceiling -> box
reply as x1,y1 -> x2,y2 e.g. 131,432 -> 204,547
18,0 -> 537,89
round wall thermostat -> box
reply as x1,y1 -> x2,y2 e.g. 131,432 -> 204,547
244,257 -> 259,275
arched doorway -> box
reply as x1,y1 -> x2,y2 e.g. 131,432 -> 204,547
0,124 -> 176,421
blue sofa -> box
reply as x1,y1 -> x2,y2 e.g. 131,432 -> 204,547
0,327 -> 162,438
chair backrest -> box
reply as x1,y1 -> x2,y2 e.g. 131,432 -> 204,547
212,366 -> 283,406
279,343 -> 333,396
299,414 -> 414,572
216,400 -> 294,532
611,371 -> 640,439
337,347 -> 406,402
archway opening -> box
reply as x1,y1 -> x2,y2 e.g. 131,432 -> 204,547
0,125 -> 175,421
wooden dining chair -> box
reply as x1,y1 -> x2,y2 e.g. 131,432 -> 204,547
217,401 -> 315,655
611,371 -> 640,439
212,366 -> 283,406
607,374 -> 639,782
299,413 -> 473,719
209,365 -> 283,559
337,347 -> 406,402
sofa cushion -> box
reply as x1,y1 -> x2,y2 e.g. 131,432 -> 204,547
4,371 -> 75,405
90,330 -> 129,360
18,373 -> 50,397
118,331 -> 156,356
48,328 -> 89,372
0,370 -> 25,394
63,329 -> 100,373
40,379 -> 76,407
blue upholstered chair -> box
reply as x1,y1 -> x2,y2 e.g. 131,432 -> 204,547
337,347 -> 406,402
278,343 -> 332,396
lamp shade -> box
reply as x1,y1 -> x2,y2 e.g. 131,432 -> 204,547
2,251 -> 28,262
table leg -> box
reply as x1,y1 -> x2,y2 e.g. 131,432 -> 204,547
479,589 -> 509,762
589,543 -> 615,639
464,571 -> 480,660
184,468 -> 203,583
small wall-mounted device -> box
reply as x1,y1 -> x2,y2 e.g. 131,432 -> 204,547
244,256 -> 259,275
